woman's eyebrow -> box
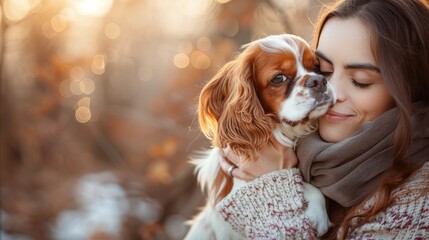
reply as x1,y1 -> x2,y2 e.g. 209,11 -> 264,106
316,50 -> 380,73
315,50 -> 332,64
344,63 -> 380,73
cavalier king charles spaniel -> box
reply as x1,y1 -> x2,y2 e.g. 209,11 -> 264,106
185,34 -> 335,239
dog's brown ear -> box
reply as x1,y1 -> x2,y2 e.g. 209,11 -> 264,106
198,59 -> 235,143
198,46 -> 275,161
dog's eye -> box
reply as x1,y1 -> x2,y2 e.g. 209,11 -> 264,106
271,74 -> 289,85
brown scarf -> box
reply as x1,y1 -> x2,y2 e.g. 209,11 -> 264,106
297,102 -> 429,207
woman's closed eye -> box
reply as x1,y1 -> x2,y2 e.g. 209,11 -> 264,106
350,72 -> 377,89
351,78 -> 372,89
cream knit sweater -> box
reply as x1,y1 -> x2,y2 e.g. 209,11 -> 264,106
216,162 -> 429,239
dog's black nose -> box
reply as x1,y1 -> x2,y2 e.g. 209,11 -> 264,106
305,75 -> 327,92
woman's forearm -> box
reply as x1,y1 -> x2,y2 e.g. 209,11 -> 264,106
216,168 -> 318,240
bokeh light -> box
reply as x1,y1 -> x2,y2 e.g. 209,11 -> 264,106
196,37 -> 212,52
79,78 -> 95,95
75,106 -> 92,123
75,97 -> 93,123
70,79 -> 83,95
70,0 -> 114,17
51,14 -> 68,33
190,51 -> 211,70
92,54 -> 106,75
70,66 -> 85,81
105,23 -> 121,40
173,53 -> 190,69
77,97 -> 91,108
3,0 -> 30,22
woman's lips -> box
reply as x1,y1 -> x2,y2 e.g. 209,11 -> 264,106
323,110 -> 354,121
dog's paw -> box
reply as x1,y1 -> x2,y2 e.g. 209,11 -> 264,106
304,199 -> 332,236
302,183 -> 332,237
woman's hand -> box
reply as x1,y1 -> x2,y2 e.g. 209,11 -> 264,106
220,145 -> 298,182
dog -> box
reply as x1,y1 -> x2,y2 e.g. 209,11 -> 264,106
185,34 -> 335,239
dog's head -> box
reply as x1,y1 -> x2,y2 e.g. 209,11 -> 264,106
199,34 -> 335,160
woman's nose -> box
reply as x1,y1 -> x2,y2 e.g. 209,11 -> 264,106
329,73 -> 345,102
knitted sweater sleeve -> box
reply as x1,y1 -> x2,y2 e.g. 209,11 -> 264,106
346,162 -> 429,240
215,168 -> 318,240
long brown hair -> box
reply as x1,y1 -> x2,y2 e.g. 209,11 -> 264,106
312,0 -> 429,238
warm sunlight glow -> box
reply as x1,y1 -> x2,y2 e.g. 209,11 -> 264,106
179,0 -> 212,17
4,0 -> 30,22
71,0 -> 113,17
60,8 -> 77,21
1,0 -> 329,239
215,0 -> 231,4
156,0 -> 214,38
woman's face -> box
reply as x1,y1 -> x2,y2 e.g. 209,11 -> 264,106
316,17 -> 395,143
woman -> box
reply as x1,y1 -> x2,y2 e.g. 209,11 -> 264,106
217,0 -> 429,239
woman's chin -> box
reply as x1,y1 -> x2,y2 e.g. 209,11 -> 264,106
319,131 -> 341,143
318,126 -> 353,143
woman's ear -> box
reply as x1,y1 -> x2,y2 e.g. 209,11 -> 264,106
198,48 -> 275,161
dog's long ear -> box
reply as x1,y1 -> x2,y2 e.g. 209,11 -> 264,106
198,46 -> 275,161
198,59 -> 235,143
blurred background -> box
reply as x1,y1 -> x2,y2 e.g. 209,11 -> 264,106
0,0 -> 333,239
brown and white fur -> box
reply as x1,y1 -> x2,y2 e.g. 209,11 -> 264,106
185,34 -> 335,239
